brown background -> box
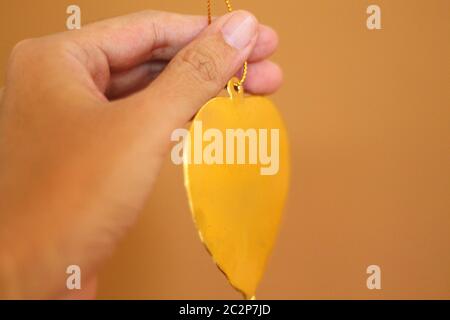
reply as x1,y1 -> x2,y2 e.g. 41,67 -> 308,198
0,0 -> 449,299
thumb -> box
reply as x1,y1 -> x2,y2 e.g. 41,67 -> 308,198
125,10 -> 259,128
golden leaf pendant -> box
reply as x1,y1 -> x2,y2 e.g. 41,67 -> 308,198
183,78 -> 290,299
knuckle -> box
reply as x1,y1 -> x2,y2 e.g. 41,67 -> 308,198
46,38 -> 76,57
10,37 -> 74,65
178,44 -> 222,85
7,36 -> 76,78
9,39 -> 36,62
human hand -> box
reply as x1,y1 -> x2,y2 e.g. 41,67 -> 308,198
0,10 -> 281,299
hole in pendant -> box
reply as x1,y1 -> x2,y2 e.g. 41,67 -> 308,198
227,77 -> 243,98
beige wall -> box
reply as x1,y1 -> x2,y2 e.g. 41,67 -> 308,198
0,0 -> 449,299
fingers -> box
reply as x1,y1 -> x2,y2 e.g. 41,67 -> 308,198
77,11 -> 278,70
7,10 -> 278,102
106,59 -> 281,99
124,10 -> 259,130
242,60 -> 283,95
106,61 -> 167,100
250,25 -> 279,62
68,11 -> 277,95
105,21 -> 279,100
150,23 -> 278,64
75,11 -> 206,72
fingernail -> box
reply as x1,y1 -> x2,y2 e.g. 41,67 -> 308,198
221,11 -> 258,50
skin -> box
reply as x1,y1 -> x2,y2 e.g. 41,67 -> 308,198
0,10 -> 282,299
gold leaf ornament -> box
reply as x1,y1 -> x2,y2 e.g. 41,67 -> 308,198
183,79 -> 290,299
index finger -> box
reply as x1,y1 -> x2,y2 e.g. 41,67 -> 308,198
71,10 -> 278,72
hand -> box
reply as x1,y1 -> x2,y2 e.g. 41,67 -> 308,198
0,10 -> 281,299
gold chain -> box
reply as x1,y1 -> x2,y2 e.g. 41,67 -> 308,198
207,0 -> 248,87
